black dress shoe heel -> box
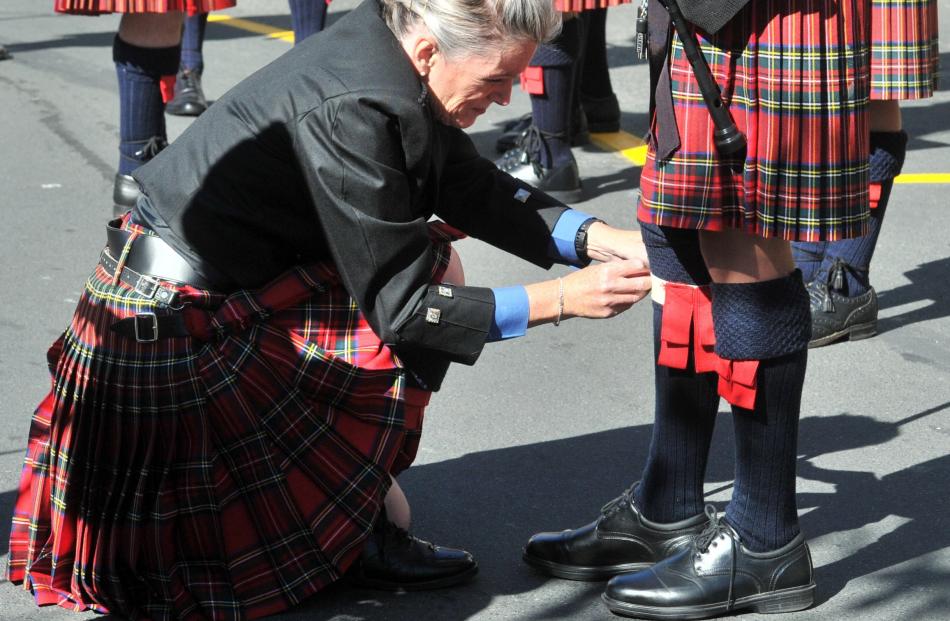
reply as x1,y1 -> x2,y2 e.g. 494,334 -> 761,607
523,484 -> 708,582
346,519 -> 478,591
113,173 -> 142,217
603,506 -> 815,620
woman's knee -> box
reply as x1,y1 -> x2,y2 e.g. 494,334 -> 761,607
440,246 -> 465,286
118,12 -> 184,48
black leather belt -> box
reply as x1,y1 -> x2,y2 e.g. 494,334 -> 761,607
106,222 -> 217,290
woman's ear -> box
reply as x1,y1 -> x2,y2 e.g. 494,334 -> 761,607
409,34 -> 438,77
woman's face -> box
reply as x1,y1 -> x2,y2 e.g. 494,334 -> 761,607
425,40 -> 537,128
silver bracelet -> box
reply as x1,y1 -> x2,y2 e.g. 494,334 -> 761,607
554,277 -> 564,327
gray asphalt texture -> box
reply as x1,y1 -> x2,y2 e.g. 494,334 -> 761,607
1,1 -> 949,620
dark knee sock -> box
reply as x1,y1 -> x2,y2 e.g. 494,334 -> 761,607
635,303 -> 720,523
113,35 -> 180,175
813,130 -> 908,295
791,241 -> 827,284
711,272 -> 810,552
579,9 -> 613,100
530,18 -> 581,168
179,12 -> 208,73
289,0 -> 328,44
634,223 -> 720,522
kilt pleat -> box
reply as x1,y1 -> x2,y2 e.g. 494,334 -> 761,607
554,0 -> 630,12
871,0 -> 940,100
639,0 -> 872,242
8,220 -> 454,620
54,0 -> 236,16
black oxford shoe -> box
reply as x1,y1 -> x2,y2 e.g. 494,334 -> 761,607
603,506 -> 816,620
346,520 -> 478,591
113,173 -> 141,218
495,126 -> 583,203
165,68 -> 208,117
523,484 -> 708,581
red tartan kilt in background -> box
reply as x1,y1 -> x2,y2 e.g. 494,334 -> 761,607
55,0 -> 236,16
871,0 -> 940,100
555,0 -> 630,11
638,0 -> 872,243
6,219 -> 456,620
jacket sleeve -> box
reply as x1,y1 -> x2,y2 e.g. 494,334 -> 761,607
293,94 -> 493,366
433,125 -> 570,269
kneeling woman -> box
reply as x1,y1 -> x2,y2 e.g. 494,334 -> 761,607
7,0 -> 651,618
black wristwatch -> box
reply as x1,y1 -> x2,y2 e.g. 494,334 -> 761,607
574,217 -> 602,265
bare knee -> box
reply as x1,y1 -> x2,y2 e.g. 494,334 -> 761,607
698,229 -> 794,283
118,12 -> 184,48
440,246 -> 465,286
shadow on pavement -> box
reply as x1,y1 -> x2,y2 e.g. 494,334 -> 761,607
877,257 -> 950,335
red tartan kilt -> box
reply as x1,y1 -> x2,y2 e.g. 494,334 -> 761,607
6,221 -> 456,620
639,0 -> 872,243
871,0 -> 940,100
54,0 -> 236,15
554,0 -> 630,11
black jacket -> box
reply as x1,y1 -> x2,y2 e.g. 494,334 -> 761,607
134,0 -> 571,389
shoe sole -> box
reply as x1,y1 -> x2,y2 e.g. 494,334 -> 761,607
346,563 -> 478,592
808,320 -> 876,348
602,582 -> 816,619
523,552 -> 651,582
166,103 -> 207,117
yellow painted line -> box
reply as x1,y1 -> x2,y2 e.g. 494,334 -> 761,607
207,13 -> 295,43
894,173 -> 950,184
207,15 -> 950,185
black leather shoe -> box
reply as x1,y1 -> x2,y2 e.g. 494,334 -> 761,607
346,520 -> 478,591
495,107 -> 590,153
603,506 -> 816,620
523,484 -> 708,581
495,126 -> 583,203
808,259 -> 878,348
165,68 -> 208,117
581,93 -> 621,133
113,173 -> 141,217
113,136 -> 167,217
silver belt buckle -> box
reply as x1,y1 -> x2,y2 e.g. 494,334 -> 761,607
133,312 -> 159,343
134,273 -> 159,298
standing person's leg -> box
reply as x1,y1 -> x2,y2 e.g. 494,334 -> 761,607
495,15 -> 583,203
113,12 -> 183,215
289,0 -> 328,44
605,232 -> 816,618
166,12 -> 210,117
578,7 -> 620,132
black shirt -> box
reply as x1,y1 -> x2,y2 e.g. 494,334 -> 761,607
133,0 -> 571,389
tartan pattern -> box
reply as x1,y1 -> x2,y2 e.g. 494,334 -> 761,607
8,220 -> 454,620
554,0 -> 630,12
54,0 -> 236,15
639,0 -> 872,243
870,0 -> 940,100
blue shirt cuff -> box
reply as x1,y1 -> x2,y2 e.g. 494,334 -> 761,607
488,286 -> 529,341
550,209 -> 598,264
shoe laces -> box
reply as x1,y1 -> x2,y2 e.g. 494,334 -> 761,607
496,125 -> 560,178
380,520 -> 436,554
600,482 -> 638,518
694,505 -> 738,610
133,136 -> 169,162
178,69 -> 201,92
812,258 -> 869,312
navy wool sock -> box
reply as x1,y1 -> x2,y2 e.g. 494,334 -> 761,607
711,273 -> 811,552
635,303 -> 720,523
289,0 -> 328,45
530,18 -> 581,169
634,222 -> 720,523
114,35 -> 180,175
179,12 -> 208,73
808,130 -> 908,295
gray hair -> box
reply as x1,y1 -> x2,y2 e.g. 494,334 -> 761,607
381,0 -> 561,59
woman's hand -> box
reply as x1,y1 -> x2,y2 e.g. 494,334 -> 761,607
584,222 -> 649,269
526,260 -> 652,326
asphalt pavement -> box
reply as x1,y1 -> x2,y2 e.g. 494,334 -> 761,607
1,1 -> 949,620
